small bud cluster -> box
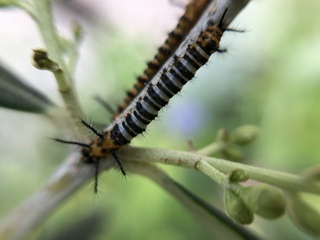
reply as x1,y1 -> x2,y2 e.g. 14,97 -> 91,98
224,170 -> 286,224
214,125 -> 259,161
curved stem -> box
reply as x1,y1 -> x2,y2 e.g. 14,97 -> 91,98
117,147 -> 320,194
13,1 -> 35,16
194,160 -> 226,186
1,146 -> 318,240
197,142 -> 225,156
31,0 -> 86,137
0,153 -> 113,240
126,162 -> 262,240
32,0 -> 70,91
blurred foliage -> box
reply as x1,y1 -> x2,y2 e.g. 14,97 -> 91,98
0,0 -> 320,240
0,63 -> 53,113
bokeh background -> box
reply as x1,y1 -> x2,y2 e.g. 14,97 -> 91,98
0,0 -> 320,239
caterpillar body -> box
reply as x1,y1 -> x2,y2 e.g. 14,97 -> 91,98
54,3 -> 248,192
80,10 -> 227,166
113,0 -> 211,119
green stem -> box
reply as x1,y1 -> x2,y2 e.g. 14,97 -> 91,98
68,22 -> 83,76
32,0 -> 69,89
14,1 -> 35,16
197,142 -> 225,156
31,0 -> 86,137
118,147 -> 320,194
194,160 -> 226,186
126,162 -> 262,240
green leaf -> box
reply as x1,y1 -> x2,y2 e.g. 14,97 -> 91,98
0,63 -> 54,113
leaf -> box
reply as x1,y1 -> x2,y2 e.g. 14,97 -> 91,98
0,63 -> 54,113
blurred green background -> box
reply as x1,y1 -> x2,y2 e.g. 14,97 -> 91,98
0,0 -> 320,239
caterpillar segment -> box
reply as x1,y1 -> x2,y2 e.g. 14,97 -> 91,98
54,7 -> 230,193
113,0 -> 211,118
108,13 -> 226,146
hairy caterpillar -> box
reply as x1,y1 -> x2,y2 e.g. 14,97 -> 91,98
112,0 -> 211,119
108,11 -> 226,146
56,6 -> 230,192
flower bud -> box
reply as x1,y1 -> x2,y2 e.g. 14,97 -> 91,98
231,125 -> 259,146
224,185 -> 254,224
228,169 -> 249,183
32,49 -> 61,72
300,165 -> 320,182
243,185 -> 286,220
216,128 -> 230,143
287,193 -> 320,236
72,21 -> 83,41
222,144 -> 243,161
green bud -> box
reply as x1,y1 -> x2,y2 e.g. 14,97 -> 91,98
300,165 -> 320,182
72,21 -> 83,42
243,185 -> 286,220
221,144 -> 243,161
287,192 -> 320,236
231,125 -> 259,146
216,128 -> 230,143
224,184 -> 254,224
228,169 -> 249,183
32,49 -> 61,72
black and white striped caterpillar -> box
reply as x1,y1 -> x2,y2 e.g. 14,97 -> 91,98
94,10 -> 225,157
56,7 -> 229,192
111,19 -> 225,145
113,0 -> 211,119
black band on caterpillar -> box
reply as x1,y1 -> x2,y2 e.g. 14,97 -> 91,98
113,0 -> 211,119
55,7 -> 230,193
108,9 -> 227,145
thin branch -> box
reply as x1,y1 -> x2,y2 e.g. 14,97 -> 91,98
117,147 -> 320,194
197,142 -> 225,156
0,152 -> 113,240
12,1 -> 35,17
126,163 -> 260,239
32,0 -> 70,91
31,0 -> 86,138
126,162 -> 263,240
1,144 -> 319,239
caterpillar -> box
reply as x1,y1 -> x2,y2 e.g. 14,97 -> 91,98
108,11 -> 226,146
55,6 -> 229,193
112,0 -> 211,119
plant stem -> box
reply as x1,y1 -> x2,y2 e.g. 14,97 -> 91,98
126,162 -> 262,240
0,152 -> 113,240
32,0 -> 69,90
31,0 -> 86,137
13,1 -> 35,16
118,147 -> 320,194
197,142 -> 225,156
194,160 -> 226,186
2,145 -> 315,240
